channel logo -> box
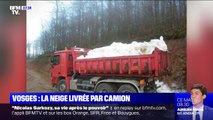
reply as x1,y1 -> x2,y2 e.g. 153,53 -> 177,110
9,6 -> 32,15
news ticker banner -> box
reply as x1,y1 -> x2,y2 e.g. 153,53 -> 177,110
10,93 -> 213,105
10,93 -> 174,104
8,93 -> 213,119
9,93 -> 176,119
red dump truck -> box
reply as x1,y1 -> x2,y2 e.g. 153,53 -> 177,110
51,47 -> 171,92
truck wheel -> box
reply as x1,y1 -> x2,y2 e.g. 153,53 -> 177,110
57,79 -> 66,92
95,83 -> 116,93
117,84 -> 137,93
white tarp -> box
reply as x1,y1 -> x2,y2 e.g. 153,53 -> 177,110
77,36 -> 168,59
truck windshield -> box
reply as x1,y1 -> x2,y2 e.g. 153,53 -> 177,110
52,55 -> 60,65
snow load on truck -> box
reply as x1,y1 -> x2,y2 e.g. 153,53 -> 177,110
77,36 -> 167,59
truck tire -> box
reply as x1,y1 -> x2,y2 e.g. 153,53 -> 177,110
57,79 -> 66,92
117,84 -> 137,93
95,83 -> 116,93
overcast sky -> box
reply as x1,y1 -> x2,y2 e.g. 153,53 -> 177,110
27,1 -> 54,44
27,1 -> 72,45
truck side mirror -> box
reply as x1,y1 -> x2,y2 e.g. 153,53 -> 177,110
50,57 -> 54,66
50,57 -> 53,63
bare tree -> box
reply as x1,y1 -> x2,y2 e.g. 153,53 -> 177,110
37,0 -> 186,54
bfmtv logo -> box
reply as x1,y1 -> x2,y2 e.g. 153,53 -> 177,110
9,6 -> 32,15
10,6 -> 21,15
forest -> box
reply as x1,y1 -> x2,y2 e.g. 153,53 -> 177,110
27,0 -> 186,57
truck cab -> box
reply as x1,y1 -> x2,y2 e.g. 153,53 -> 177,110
51,49 -> 72,91
51,48 -> 89,92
